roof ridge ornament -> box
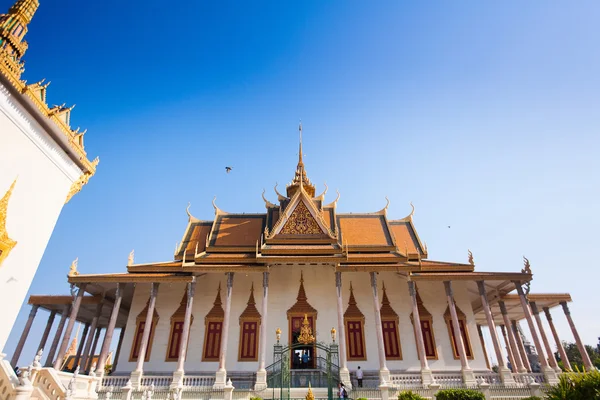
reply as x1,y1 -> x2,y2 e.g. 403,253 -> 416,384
0,178 -> 18,266
262,189 -> 277,208
128,250 -> 134,267
274,183 -> 288,201
315,183 -> 328,200
521,256 -> 532,295
186,202 -> 199,222
68,257 -> 79,277
468,249 -> 474,267
324,190 -> 340,208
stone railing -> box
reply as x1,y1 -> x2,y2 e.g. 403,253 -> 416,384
182,374 -> 216,388
389,372 -> 422,388
432,372 -> 464,388
140,375 -> 174,388
100,375 -> 131,388
0,353 -> 18,398
474,371 -> 502,385
514,372 -> 546,385
34,368 -> 67,400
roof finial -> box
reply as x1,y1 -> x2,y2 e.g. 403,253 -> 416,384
299,120 -> 303,165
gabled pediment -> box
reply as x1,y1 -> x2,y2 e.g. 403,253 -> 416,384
268,186 -> 335,240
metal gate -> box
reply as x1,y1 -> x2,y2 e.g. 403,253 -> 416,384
266,342 -> 340,400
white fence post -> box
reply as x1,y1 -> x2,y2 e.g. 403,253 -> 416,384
224,379 -> 235,400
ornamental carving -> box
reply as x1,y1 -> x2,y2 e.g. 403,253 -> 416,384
280,200 -> 323,235
0,179 -> 17,267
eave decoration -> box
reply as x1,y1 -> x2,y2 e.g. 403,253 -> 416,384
0,179 -> 18,267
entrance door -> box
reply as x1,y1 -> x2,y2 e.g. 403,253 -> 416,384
290,315 -> 315,369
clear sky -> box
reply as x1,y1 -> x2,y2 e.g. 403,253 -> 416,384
5,0 -> 600,366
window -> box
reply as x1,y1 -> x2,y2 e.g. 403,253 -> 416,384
344,283 -> 366,361
166,290 -> 194,362
380,282 -> 402,360
239,321 -> 259,360
238,284 -> 261,361
444,305 -> 473,360
346,320 -> 366,360
202,285 -> 224,361
129,301 -> 159,362
203,320 -> 223,361
410,290 -> 438,360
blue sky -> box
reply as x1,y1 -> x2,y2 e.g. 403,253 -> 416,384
5,0 -> 600,365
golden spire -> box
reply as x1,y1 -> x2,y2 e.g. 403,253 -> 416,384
0,179 -> 18,267
0,0 -> 40,80
287,122 -> 316,197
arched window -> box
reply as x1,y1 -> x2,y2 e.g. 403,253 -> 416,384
238,283 -> 261,361
444,303 -> 473,359
380,282 -> 402,360
129,297 -> 159,362
344,283 -> 366,361
166,289 -> 194,361
410,290 -> 437,360
202,284 -> 224,361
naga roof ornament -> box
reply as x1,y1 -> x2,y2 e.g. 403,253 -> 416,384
0,179 -> 17,267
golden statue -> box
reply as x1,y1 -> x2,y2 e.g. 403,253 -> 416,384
306,382 -> 315,400
297,314 -> 315,344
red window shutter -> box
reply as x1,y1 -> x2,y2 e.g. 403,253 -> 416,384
420,320 -> 435,358
240,321 -> 258,360
168,321 -> 184,360
132,321 -> 145,360
459,320 -> 472,357
204,321 -> 223,360
346,321 -> 365,359
382,320 -> 400,358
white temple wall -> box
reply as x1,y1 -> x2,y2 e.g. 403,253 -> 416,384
116,267 -> 489,374
0,82 -> 81,352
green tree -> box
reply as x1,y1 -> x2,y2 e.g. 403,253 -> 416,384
557,342 -> 600,371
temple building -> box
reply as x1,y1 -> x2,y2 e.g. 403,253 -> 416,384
0,0 -> 97,352
8,126 -> 595,399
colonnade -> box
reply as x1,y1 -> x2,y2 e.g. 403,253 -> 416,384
9,273 -> 594,390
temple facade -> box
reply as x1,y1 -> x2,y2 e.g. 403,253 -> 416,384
0,0 -> 97,352
7,127 -> 595,400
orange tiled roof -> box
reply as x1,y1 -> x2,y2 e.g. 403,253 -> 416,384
209,215 -> 265,248
389,221 -> 422,256
337,214 -> 394,247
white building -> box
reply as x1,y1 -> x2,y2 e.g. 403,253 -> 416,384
0,0 -> 98,353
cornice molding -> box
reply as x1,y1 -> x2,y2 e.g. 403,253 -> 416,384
0,83 -> 82,182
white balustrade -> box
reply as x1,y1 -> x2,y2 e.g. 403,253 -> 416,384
432,372 -> 464,388
389,372 -> 422,388
514,372 -> 546,385
140,375 -> 173,388
474,371 -> 502,385
101,375 -> 130,388
182,375 -> 216,388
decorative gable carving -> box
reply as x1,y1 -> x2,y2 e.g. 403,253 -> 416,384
280,200 -> 324,235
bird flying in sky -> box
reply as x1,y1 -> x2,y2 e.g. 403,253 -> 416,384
225,166 -> 232,173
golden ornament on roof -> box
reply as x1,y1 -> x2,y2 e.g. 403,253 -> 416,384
297,314 -> 315,344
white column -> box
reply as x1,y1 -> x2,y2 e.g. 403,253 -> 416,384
11,305 -> 39,367
255,271 -> 270,390
560,301 -> 594,371
500,325 -> 517,372
335,271 -> 351,388
131,283 -> 158,387
37,310 -> 56,355
54,283 -> 88,370
81,300 -> 104,374
370,272 -> 389,383
172,278 -> 196,388
512,320 -> 532,372
407,281 -> 432,385
498,301 -> 526,373
513,282 -> 558,383
530,302 -> 559,372
477,281 -> 514,384
45,304 -> 70,367
214,272 -> 234,388
543,306 -> 571,371
444,281 -> 474,384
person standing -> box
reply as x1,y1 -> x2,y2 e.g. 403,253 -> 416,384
338,383 -> 348,399
356,366 -> 363,387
